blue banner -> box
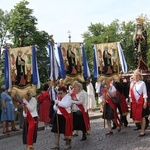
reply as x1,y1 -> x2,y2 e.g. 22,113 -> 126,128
92,45 -> 98,78
81,43 -> 90,78
57,43 -> 66,78
48,41 -> 59,81
4,48 -> 10,89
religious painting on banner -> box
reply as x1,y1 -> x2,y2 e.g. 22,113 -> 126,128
94,42 -> 120,78
60,42 -> 84,82
9,46 -> 37,99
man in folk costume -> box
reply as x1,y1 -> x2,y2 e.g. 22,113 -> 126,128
112,74 -> 129,128
51,86 -> 72,149
129,69 -> 148,137
22,92 -> 38,150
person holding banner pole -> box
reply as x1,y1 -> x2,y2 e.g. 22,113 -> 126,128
51,86 -> 72,149
22,92 -> 38,150
102,79 -> 122,135
71,81 -> 90,141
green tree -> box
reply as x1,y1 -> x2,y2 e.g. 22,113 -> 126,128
0,9 -> 10,82
82,17 -> 150,74
8,0 -> 37,47
7,0 -> 51,84
33,31 -> 51,83
119,21 -> 135,70
0,9 -> 10,56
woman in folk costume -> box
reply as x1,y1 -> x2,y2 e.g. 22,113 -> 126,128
102,78 -> 122,135
71,81 -> 90,141
129,69 -> 148,137
51,86 -> 72,150
37,83 -> 51,130
22,92 -> 38,150
86,79 -> 96,112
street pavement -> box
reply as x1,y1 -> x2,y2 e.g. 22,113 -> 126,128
0,109 -> 150,150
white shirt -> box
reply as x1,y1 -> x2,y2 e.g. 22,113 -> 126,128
54,93 -> 72,115
95,82 -> 101,93
129,80 -> 147,102
26,97 -> 38,117
106,85 -> 116,102
87,82 -> 95,96
72,90 -> 88,112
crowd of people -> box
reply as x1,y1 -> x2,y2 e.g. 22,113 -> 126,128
0,68 -> 150,150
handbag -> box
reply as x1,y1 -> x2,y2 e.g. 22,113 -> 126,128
111,94 -> 122,105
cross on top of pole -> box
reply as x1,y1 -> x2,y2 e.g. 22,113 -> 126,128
67,30 -> 71,43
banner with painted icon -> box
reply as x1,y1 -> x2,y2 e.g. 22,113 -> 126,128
57,42 -> 90,83
93,42 -> 127,78
8,46 -> 40,98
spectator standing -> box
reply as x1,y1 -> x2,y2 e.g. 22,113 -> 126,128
37,83 -> 51,130
86,79 -> 96,111
0,85 -> 18,134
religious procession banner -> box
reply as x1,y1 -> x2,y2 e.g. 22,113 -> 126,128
93,42 -> 127,79
4,46 -> 40,98
57,42 -> 90,83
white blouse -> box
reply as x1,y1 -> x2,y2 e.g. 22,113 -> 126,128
129,80 -> 147,101
54,93 -> 72,115
26,97 -> 38,117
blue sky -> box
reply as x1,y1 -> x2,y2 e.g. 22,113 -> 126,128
0,0 -> 150,43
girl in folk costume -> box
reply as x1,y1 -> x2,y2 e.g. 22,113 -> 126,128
102,78 -> 122,135
71,81 -> 90,141
51,86 -> 72,150
129,69 -> 148,137
22,92 -> 38,150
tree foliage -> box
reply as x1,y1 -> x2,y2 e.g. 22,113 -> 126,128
82,16 -> 150,73
8,0 -> 37,47
0,9 -> 10,56
0,0 -> 51,85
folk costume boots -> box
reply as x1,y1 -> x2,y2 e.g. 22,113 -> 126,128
64,139 -> 71,149
27,145 -> 34,150
80,131 -> 87,141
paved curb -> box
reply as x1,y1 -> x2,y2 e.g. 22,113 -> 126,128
0,108 -> 101,140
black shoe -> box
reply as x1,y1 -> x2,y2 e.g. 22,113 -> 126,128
73,133 -> 78,137
139,133 -> 145,137
124,123 -> 128,127
134,127 -> 141,131
105,131 -> 113,135
80,137 -> 87,141
112,126 -> 116,130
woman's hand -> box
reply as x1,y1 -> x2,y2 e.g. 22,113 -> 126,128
23,98 -> 29,105
72,97 -> 77,101
4,108 -> 7,114
143,101 -> 147,109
